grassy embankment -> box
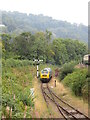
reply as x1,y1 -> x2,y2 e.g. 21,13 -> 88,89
2,59 -> 61,118
59,61 -> 89,101
2,59 -> 36,118
2,59 -> 89,118
58,61 -> 89,117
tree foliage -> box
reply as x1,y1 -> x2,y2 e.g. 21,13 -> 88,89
2,31 -> 88,65
2,11 -> 88,43
62,68 -> 88,97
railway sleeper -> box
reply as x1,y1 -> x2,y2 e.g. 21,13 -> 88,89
68,110 -> 86,118
66,110 -> 86,118
68,110 -> 78,114
48,87 -> 90,119
60,107 -> 86,119
43,84 -> 90,119
44,90 -> 81,119
63,111 -> 73,119
64,109 -> 86,119
73,114 -> 86,118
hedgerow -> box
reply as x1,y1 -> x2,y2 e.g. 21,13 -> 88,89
59,61 -> 77,80
2,58 -> 33,67
62,68 -> 88,97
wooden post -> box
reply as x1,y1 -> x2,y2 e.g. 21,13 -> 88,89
37,65 -> 39,78
55,80 -> 56,87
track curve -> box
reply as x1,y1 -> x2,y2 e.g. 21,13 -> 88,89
41,83 -> 90,119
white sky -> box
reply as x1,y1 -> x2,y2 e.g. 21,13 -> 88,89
0,0 -> 89,25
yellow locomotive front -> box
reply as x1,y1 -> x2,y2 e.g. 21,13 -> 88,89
40,68 -> 52,83
40,70 -> 49,79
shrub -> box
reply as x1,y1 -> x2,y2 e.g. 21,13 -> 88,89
2,58 -> 33,67
82,77 -> 90,101
59,61 -> 77,80
62,68 -> 88,96
2,65 -> 34,118
19,89 -> 34,107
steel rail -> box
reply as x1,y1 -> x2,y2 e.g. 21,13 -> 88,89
46,84 -> 68,119
44,90 -> 78,119
48,86 -> 89,119
46,84 -> 78,119
41,83 -> 48,107
41,83 -> 90,119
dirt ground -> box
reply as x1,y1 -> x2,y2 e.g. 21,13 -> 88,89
32,76 -> 89,118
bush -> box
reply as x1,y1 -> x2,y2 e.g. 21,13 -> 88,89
2,58 -> 33,67
59,61 -> 77,80
19,89 -> 34,106
62,68 -> 88,96
82,77 -> 90,101
2,65 -> 34,118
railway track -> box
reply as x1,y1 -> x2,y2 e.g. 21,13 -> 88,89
41,83 -> 90,120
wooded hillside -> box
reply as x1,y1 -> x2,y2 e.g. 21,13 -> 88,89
2,11 -> 88,43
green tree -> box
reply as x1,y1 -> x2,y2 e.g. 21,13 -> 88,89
1,34 -> 11,51
13,32 -> 35,59
52,38 -> 69,65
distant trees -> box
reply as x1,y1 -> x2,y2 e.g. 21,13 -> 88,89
1,34 -> 11,51
2,11 -> 88,43
62,39 -> 88,61
1,31 -> 88,65
1,34 -> 13,59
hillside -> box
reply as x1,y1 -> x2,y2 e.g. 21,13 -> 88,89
2,11 -> 88,43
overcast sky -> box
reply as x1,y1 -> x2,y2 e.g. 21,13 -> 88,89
0,0 -> 89,26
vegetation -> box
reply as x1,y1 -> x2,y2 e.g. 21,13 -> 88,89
2,63 -> 34,118
62,67 -> 88,100
1,11 -> 89,118
82,77 -> 90,100
59,61 -> 77,80
2,58 -> 33,67
1,32 -> 88,65
2,11 -> 88,43
59,59 -> 89,101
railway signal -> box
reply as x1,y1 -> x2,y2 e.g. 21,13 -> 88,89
33,59 -> 43,78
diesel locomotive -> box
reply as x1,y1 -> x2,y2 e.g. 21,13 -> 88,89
40,68 -> 52,83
